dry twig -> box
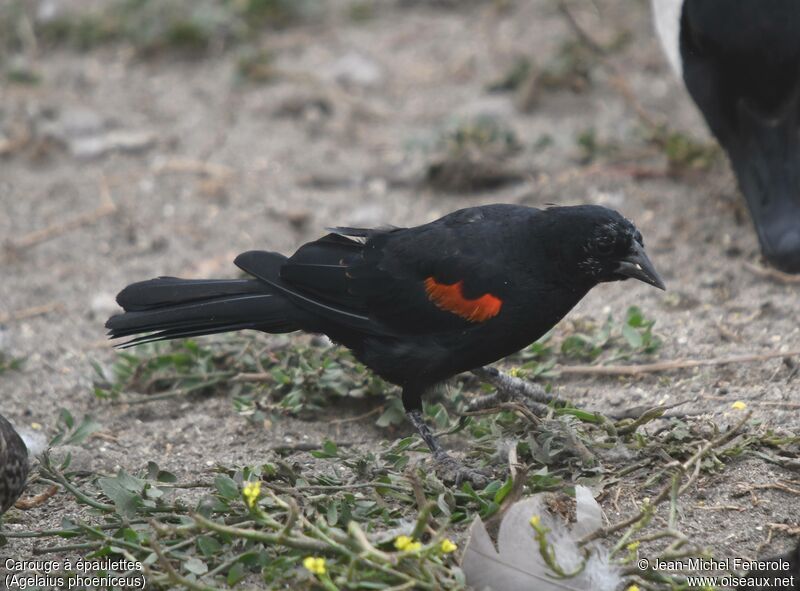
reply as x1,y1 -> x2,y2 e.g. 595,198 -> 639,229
744,261 -> 800,285
579,411 -> 751,545
15,485 -> 59,510
4,179 -> 116,254
733,481 -> 800,498
557,350 -> 800,377
152,158 -> 233,179
0,302 -> 63,324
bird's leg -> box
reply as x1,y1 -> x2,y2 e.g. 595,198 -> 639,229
403,386 -> 491,488
406,408 -> 447,460
467,366 -> 563,414
406,409 -> 491,488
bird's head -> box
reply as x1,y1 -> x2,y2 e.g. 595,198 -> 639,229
547,205 -> 666,290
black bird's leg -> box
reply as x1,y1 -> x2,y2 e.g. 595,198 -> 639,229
406,409 -> 447,459
467,366 -> 564,414
403,387 -> 490,488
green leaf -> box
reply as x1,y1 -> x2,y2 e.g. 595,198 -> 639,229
214,474 -> 239,500
0,352 -> 24,375
116,470 -> 147,492
376,397 -> 406,427
144,483 -> 163,499
143,552 -> 158,566
227,562 -> 246,586
626,305 -> 644,327
197,535 -> 222,557
561,335 -> 600,361
98,476 -> 143,518
311,439 -> 339,459
146,461 -> 160,480
55,517 -> 80,538
184,557 -> 208,575
621,323 -> 642,350
431,404 -> 450,429
52,413 -> 101,447
157,470 -> 177,483
89,359 -> 106,379
120,528 -> 140,544
493,477 -> 514,505
60,409 -> 75,430
555,407 -> 605,423
327,502 -> 339,526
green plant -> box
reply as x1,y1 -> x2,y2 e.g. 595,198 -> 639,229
559,305 -> 662,363
0,352 -> 24,375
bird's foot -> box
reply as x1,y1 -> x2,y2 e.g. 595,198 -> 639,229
468,366 -> 563,414
405,409 -> 492,488
433,452 -> 492,489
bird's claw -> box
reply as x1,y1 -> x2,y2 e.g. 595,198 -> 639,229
505,387 -> 552,414
433,453 -> 492,488
468,366 -> 561,415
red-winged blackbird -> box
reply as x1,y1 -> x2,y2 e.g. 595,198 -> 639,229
107,204 -> 664,483
0,414 -> 29,514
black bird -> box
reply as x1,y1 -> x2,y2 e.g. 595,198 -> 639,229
107,204 -> 665,483
0,413 -> 29,515
653,0 -> 800,273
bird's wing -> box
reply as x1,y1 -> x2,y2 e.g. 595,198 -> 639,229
278,207 -> 524,334
348,224 -> 512,333
234,242 -> 385,336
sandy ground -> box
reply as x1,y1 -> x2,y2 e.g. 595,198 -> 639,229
1,0 -> 798,585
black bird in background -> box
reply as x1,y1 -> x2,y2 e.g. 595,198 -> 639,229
107,204 -> 664,484
0,413 -> 29,515
653,0 -> 800,273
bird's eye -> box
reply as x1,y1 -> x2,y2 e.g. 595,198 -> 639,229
595,238 -> 614,255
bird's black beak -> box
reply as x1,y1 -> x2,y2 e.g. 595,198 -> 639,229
615,242 -> 666,290
727,99 -> 800,273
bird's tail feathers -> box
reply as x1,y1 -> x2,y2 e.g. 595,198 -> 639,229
106,276 -> 299,347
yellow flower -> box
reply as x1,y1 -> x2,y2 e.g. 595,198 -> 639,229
394,535 -> 412,550
394,535 -> 422,552
303,556 -> 327,576
626,586 -> 640,591
731,401 -> 747,411
626,541 -> 640,552
440,539 -> 457,554
529,515 -> 541,528
242,480 -> 261,508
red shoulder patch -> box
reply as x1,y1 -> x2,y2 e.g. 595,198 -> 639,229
424,277 -> 502,323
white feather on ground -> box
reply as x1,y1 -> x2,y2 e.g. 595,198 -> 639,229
461,486 -> 622,591
16,426 -> 48,457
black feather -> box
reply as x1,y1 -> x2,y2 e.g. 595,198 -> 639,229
107,278 -> 299,346
116,277 -> 266,311
234,250 -> 386,334
326,226 -> 398,238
